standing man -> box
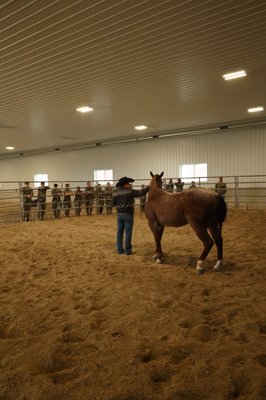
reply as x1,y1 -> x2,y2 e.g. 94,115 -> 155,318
84,181 -> 95,215
175,178 -> 184,192
166,178 -> 174,193
63,183 -> 73,217
215,177 -> 227,198
37,181 -> 50,220
139,184 -> 147,212
51,184 -> 62,219
112,177 -> 149,255
74,186 -> 83,216
189,181 -> 197,189
22,181 -> 33,222
104,182 -> 113,215
96,183 -> 104,215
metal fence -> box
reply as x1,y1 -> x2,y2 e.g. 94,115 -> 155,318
194,175 -> 266,210
0,175 -> 265,224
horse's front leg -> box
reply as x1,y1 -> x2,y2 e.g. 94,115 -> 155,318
150,222 -> 164,263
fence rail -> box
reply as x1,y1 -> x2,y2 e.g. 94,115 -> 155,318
0,175 -> 265,224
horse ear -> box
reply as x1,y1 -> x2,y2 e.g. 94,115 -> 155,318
160,172 -> 164,178
150,171 -> 154,177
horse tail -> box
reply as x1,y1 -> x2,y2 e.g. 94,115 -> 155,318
216,195 -> 227,234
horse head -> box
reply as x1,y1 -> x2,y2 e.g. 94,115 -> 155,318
150,171 -> 164,188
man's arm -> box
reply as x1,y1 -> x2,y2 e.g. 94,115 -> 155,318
132,186 -> 149,198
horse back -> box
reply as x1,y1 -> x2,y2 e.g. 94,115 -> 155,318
145,191 -> 188,227
182,189 -> 227,226
145,188 -> 226,228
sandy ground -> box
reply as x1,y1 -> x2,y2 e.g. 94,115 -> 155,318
0,208 -> 265,400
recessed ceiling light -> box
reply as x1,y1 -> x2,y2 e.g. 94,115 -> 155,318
223,70 -> 247,80
248,106 -> 264,113
76,106 -> 93,113
5,146 -> 15,150
134,125 -> 147,130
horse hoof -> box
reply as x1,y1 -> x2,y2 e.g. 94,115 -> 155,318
196,268 -> 204,275
156,258 -> 162,264
213,260 -> 221,271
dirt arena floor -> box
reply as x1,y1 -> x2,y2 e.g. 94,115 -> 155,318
0,208 -> 265,400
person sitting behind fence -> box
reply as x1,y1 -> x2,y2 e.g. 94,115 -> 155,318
51,184 -> 62,219
215,176 -> 227,198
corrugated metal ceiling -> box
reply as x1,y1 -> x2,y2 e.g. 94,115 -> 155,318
1,0 -> 266,156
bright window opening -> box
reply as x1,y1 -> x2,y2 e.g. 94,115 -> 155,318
34,173 -> 49,188
94,170 -> 113,185
180,163 -> 207,183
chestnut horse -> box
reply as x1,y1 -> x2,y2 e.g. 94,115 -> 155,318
145,172 -> 227,274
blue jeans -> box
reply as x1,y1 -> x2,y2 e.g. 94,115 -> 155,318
117,213 -> 134,254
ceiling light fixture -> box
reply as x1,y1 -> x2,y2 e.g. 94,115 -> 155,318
247,106 -> 264,113
137,136 -> 153,141
158,127 -> 220,138
5,146 -> 15,150
223,70 -> 247,80
103,138 -> 137,146
76,106 -> 93,113
134,125 -> 147,130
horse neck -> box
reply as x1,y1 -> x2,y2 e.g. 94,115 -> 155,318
149,177 -> 162,195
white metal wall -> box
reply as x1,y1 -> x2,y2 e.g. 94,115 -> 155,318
0,127 -> 265,184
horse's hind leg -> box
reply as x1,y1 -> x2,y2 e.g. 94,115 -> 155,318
190,225 -> 214,274
209,224 -> 223,271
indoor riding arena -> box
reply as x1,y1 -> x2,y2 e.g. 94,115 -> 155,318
0,1 -> 266,400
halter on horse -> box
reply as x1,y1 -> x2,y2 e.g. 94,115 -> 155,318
145,172 -> 227,274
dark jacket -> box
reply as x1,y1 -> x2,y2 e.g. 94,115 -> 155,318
112,187 -> 149,214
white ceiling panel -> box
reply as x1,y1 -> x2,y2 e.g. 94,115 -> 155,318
0,0 -> 266,156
